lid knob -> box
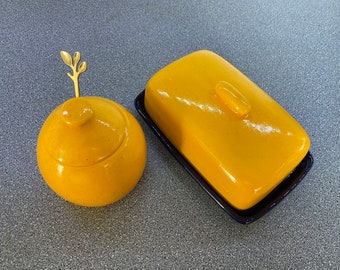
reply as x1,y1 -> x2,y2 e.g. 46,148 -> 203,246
61,98 -> 93,126
215,81 -> 251,117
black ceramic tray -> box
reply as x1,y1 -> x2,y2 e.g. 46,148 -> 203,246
135,90 -> 313,224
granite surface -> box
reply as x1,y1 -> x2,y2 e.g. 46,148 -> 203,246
0,0 -> 339,269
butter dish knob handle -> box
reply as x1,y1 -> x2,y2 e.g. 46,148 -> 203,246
215,81 -> 251,118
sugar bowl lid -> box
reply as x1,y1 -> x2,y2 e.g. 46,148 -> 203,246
40,96 -> 127,167
38,51 -> 126,167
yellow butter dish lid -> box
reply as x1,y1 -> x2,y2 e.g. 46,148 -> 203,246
135,50 -> 313,223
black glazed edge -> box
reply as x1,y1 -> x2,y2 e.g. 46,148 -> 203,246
134,90 -> 313,224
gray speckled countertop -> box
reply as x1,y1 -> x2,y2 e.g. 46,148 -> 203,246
1,1 -> 339,269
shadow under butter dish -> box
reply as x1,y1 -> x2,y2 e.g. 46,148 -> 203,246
142,50 -> 311,213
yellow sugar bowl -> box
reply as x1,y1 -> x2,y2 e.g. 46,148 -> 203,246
37,51 -> 147,207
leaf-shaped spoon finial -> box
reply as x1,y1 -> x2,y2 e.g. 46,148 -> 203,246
60,51 -> 87,97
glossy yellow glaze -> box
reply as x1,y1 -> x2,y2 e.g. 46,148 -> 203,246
37,96 -> 147,207
145,50 -> 310,210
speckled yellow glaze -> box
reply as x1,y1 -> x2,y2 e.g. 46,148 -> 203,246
145,50 -> 310,210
